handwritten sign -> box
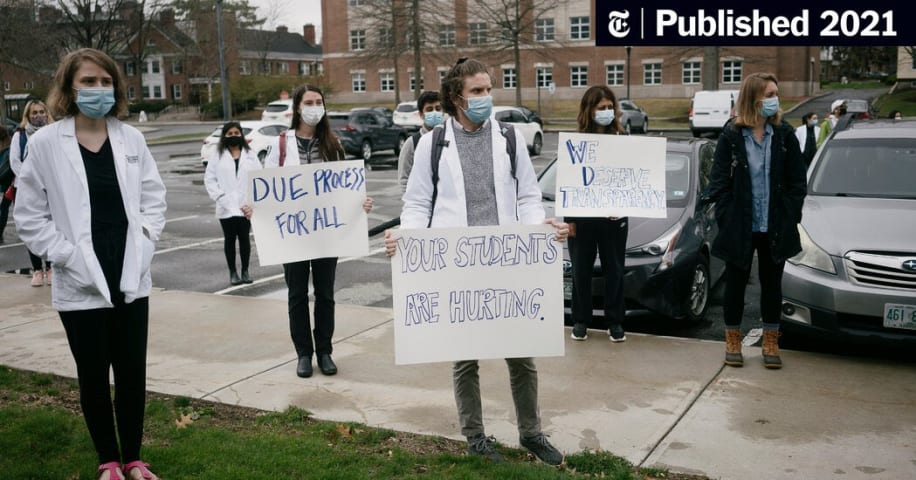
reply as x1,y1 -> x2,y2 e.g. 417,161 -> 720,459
555,133 -> 667,218
248,161 -> 369,265
391,224 -> 565,365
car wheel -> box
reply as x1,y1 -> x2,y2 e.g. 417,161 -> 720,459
395,134 -> 406,156
685,259 -> 710,323
625,121 -> 632,134
361,140 -> 373,162
530,133 -> 543,156
641,119 -> 649,133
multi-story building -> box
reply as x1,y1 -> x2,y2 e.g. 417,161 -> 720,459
321,0 -> 820,104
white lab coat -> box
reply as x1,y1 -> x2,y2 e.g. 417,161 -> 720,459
204,147 -> 261,218
400,118 -> 544,229
795,124 -> 820,149
13,117 -> 167,312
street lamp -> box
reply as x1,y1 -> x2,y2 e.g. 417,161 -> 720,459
625,46 -> 632,99
216,0 -> 231,120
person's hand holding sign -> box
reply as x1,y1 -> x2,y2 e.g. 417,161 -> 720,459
384,229 -> 397,257
544,217 -> 569,242
241,204 -> 253,219
363,196 -> 374,214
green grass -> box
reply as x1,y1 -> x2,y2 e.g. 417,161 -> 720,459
821,79 -> 889,90
0,366 -> 703,480
872,88 -> 916,119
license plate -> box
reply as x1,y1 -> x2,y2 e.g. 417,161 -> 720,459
563,280 -> 572,301
883,303 -> 916,330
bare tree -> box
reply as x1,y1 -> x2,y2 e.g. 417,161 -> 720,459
169,0 -> 263,29
52,0 -> 135,52
0,0 -> 59,124
121,0 -> 170,100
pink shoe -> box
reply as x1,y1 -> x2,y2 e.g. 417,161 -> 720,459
30,270 -> 43,287
123,461 -> 159,480
98,461 -> 124,480
45,269 -> 52,285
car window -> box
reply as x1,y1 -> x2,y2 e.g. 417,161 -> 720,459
396,103 -> 417,113
512,111 -> 527,123
363,114 -> 378,125
699,144 -> 714,191
495,111 -> 512,122
811,138 -> 916,198
265,103 -> 290,113
328,115 -> 349,129
621,102 -> 635,111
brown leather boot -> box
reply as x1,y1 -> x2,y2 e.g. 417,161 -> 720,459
724,328 -> 743,367
762,329 -> 782,369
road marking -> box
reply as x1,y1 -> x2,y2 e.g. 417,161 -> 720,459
0,242 -> 24,250
154,237 -> 222,255
165,215 -> 199,223
2,215 -> 198,251
213,246 -> 388,295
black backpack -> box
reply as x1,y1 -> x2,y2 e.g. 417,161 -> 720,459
426,121 -> 517,227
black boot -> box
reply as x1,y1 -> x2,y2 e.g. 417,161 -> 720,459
229,271 -> 242,286
241,270 -> 252,284
296,356 -> 313,378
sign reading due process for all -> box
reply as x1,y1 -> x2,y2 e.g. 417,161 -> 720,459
248,161 -> 369,266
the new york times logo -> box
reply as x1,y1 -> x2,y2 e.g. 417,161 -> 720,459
597,3 -> 912,46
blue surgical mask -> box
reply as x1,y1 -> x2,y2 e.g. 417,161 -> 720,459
424,111 -> 444,128
811,119 -> 818,127
759,97 -> 779,118
75,87 -> 116,119
594,109 -> 615,126
462,95 -> 493,123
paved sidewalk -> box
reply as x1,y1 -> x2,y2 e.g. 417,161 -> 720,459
1,274 -> 914,479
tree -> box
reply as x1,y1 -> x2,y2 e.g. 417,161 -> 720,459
169,0 -> 263,29
52,0 -> 134,52
0,0 -> 59,124
121,0 -> 169,100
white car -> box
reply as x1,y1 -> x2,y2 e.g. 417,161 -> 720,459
200,121 -> 288,166
493,106 -> 544,156
261,99 -> 294,127
393,101 -> 423,131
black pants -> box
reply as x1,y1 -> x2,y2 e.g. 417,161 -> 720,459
0,193 -> 10,239
284,257 -> 337,358
723,232 -> 786,328
59,297 -> 150,465
567,217 -> 628,326
219,216 -> 251,273
29,249 -> 50,271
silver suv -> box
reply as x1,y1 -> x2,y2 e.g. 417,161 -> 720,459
781,119 -> 916,345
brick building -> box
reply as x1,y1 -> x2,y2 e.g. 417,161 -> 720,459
320,0 -> 821,105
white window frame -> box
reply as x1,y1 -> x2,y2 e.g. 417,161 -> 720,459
682,61 -> 701,85
379,71 -> 395,92
351,71 -> 366,93
722,60 -> 743,84
171,59 -> 182,75
153,85 -> 162,99
570,16 -> 589,40
171,83 -> 182,100
128,85 -> 136,100
439,24 -> 456,47
408,68 -> 425,91
502,67 -> 517,88
350,30 -> 366,51
469,22 -> 487,45
125,61 -> 136,76
536,66 -> 553,88
570,64 -> 588,87
535,18 -> 555,42
379,27 -> 393,48
240,60 -> 251,75
643,62 -> 662,85
605,63 -> 623,86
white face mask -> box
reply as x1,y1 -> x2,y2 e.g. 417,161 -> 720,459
300,105 -> 325,126
594,109 -> 615,126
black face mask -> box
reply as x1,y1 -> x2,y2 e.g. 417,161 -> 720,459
224,136 -> 246,148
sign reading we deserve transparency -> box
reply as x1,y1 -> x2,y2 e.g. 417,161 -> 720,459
555,133 -> 667,219
391,225 -> 564,365
248,161 -> 368,266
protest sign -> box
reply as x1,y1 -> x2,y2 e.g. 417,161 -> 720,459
391,224 -> 565,365
248,161 -> 369,265
555,133 -> 667,218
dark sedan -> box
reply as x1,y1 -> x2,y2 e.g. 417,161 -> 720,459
328,109 -> 407,165
539,136 -> 724,326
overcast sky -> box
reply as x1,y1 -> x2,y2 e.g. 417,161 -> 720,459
249,0 -> 323,41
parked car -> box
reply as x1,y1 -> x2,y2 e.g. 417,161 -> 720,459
515,105 -> 543,127
328,109 -> 407,164
492,106 -> 544,156
539,137 -> 723,325
781,119 -> 916,346
200,121 -> 288,166
843,98 -> 872,120
353,106 -> 394,122
618,99 -> 649,134
689,90 -> 738,137
261,99 -> 294,126
393,101 -> 423,131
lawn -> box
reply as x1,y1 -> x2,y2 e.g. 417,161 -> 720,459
872,88 -> 916,119
0,366 -> 709,480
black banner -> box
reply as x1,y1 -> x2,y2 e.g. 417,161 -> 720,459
595,1 -> 915,46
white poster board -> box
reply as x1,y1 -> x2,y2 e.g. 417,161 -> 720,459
391,224 -> 565,365
555,133 -> 667,218
248,161 -> 369,265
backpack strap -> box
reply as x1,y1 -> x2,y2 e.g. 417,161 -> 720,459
410,130 -> 423,150
427,125 -> 447,228
278,130 -> 287,166
17,128 -> 27,163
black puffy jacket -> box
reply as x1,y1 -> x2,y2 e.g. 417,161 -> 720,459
702,119 -> 808,269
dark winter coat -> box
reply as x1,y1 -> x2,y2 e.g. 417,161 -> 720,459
701,119 -> 808,269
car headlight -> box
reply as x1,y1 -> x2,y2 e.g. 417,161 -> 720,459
787,224 -> 836,274
628,223 -> 682,271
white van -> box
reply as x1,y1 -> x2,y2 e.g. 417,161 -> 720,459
261,99 -> 294,127
689,90 -> 738,137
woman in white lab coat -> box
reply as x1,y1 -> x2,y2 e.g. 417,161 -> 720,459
204,121 -> 261,286
13,48 -> 167,480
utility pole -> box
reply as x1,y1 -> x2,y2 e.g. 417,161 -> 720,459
625,46 -> 632,99
216,0 -> 231,120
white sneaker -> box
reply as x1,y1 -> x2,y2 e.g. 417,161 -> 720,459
30,271 -> 43,287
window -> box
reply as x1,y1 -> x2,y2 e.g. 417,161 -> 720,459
24,81 -> 34,89
350,30 -> 366,51
439,25 -> 455,47
438,68 -> 447,86
316,63 -> 324,76
149,60 -> 160,74
469,22 -> 487,45
380,72 -> 394,92
570,65 -> 588,87
379,27 -> 393,48
536,67 -> 553,88
682,61 -> 701,84
535,18 -> 555,41
127,86 -> 136,100
2,81 -> 8,91
503,67 -> 516,88
351,72 -> 366,92
606,64 -> 623,86
125,61 -> 136,76
570,16 -> 589,40
171,84 -> 182,100
278,62 -> 289,74
348,0 -> 365,5
145,86 -> 152,98
240,60 -> 251,75
643,63 -> 662,85
723,61 -> 742,83
172,59 -> 183,75
299,62 -> 310,76
153,85 -> 162,98
409,70 -> 424,91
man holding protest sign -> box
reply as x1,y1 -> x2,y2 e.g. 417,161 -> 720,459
384,58 -> 568,465
246,84 -> 374,379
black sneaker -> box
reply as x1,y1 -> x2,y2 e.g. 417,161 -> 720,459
467,434 -> 504,463
609,324 -> 626,342
520,433 -> 564,465
571,323 -> 588,341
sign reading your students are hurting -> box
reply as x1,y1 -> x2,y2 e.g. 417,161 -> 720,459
556,133 -> 667,219
248,161 -> 369,266
391,225 -> 565,365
